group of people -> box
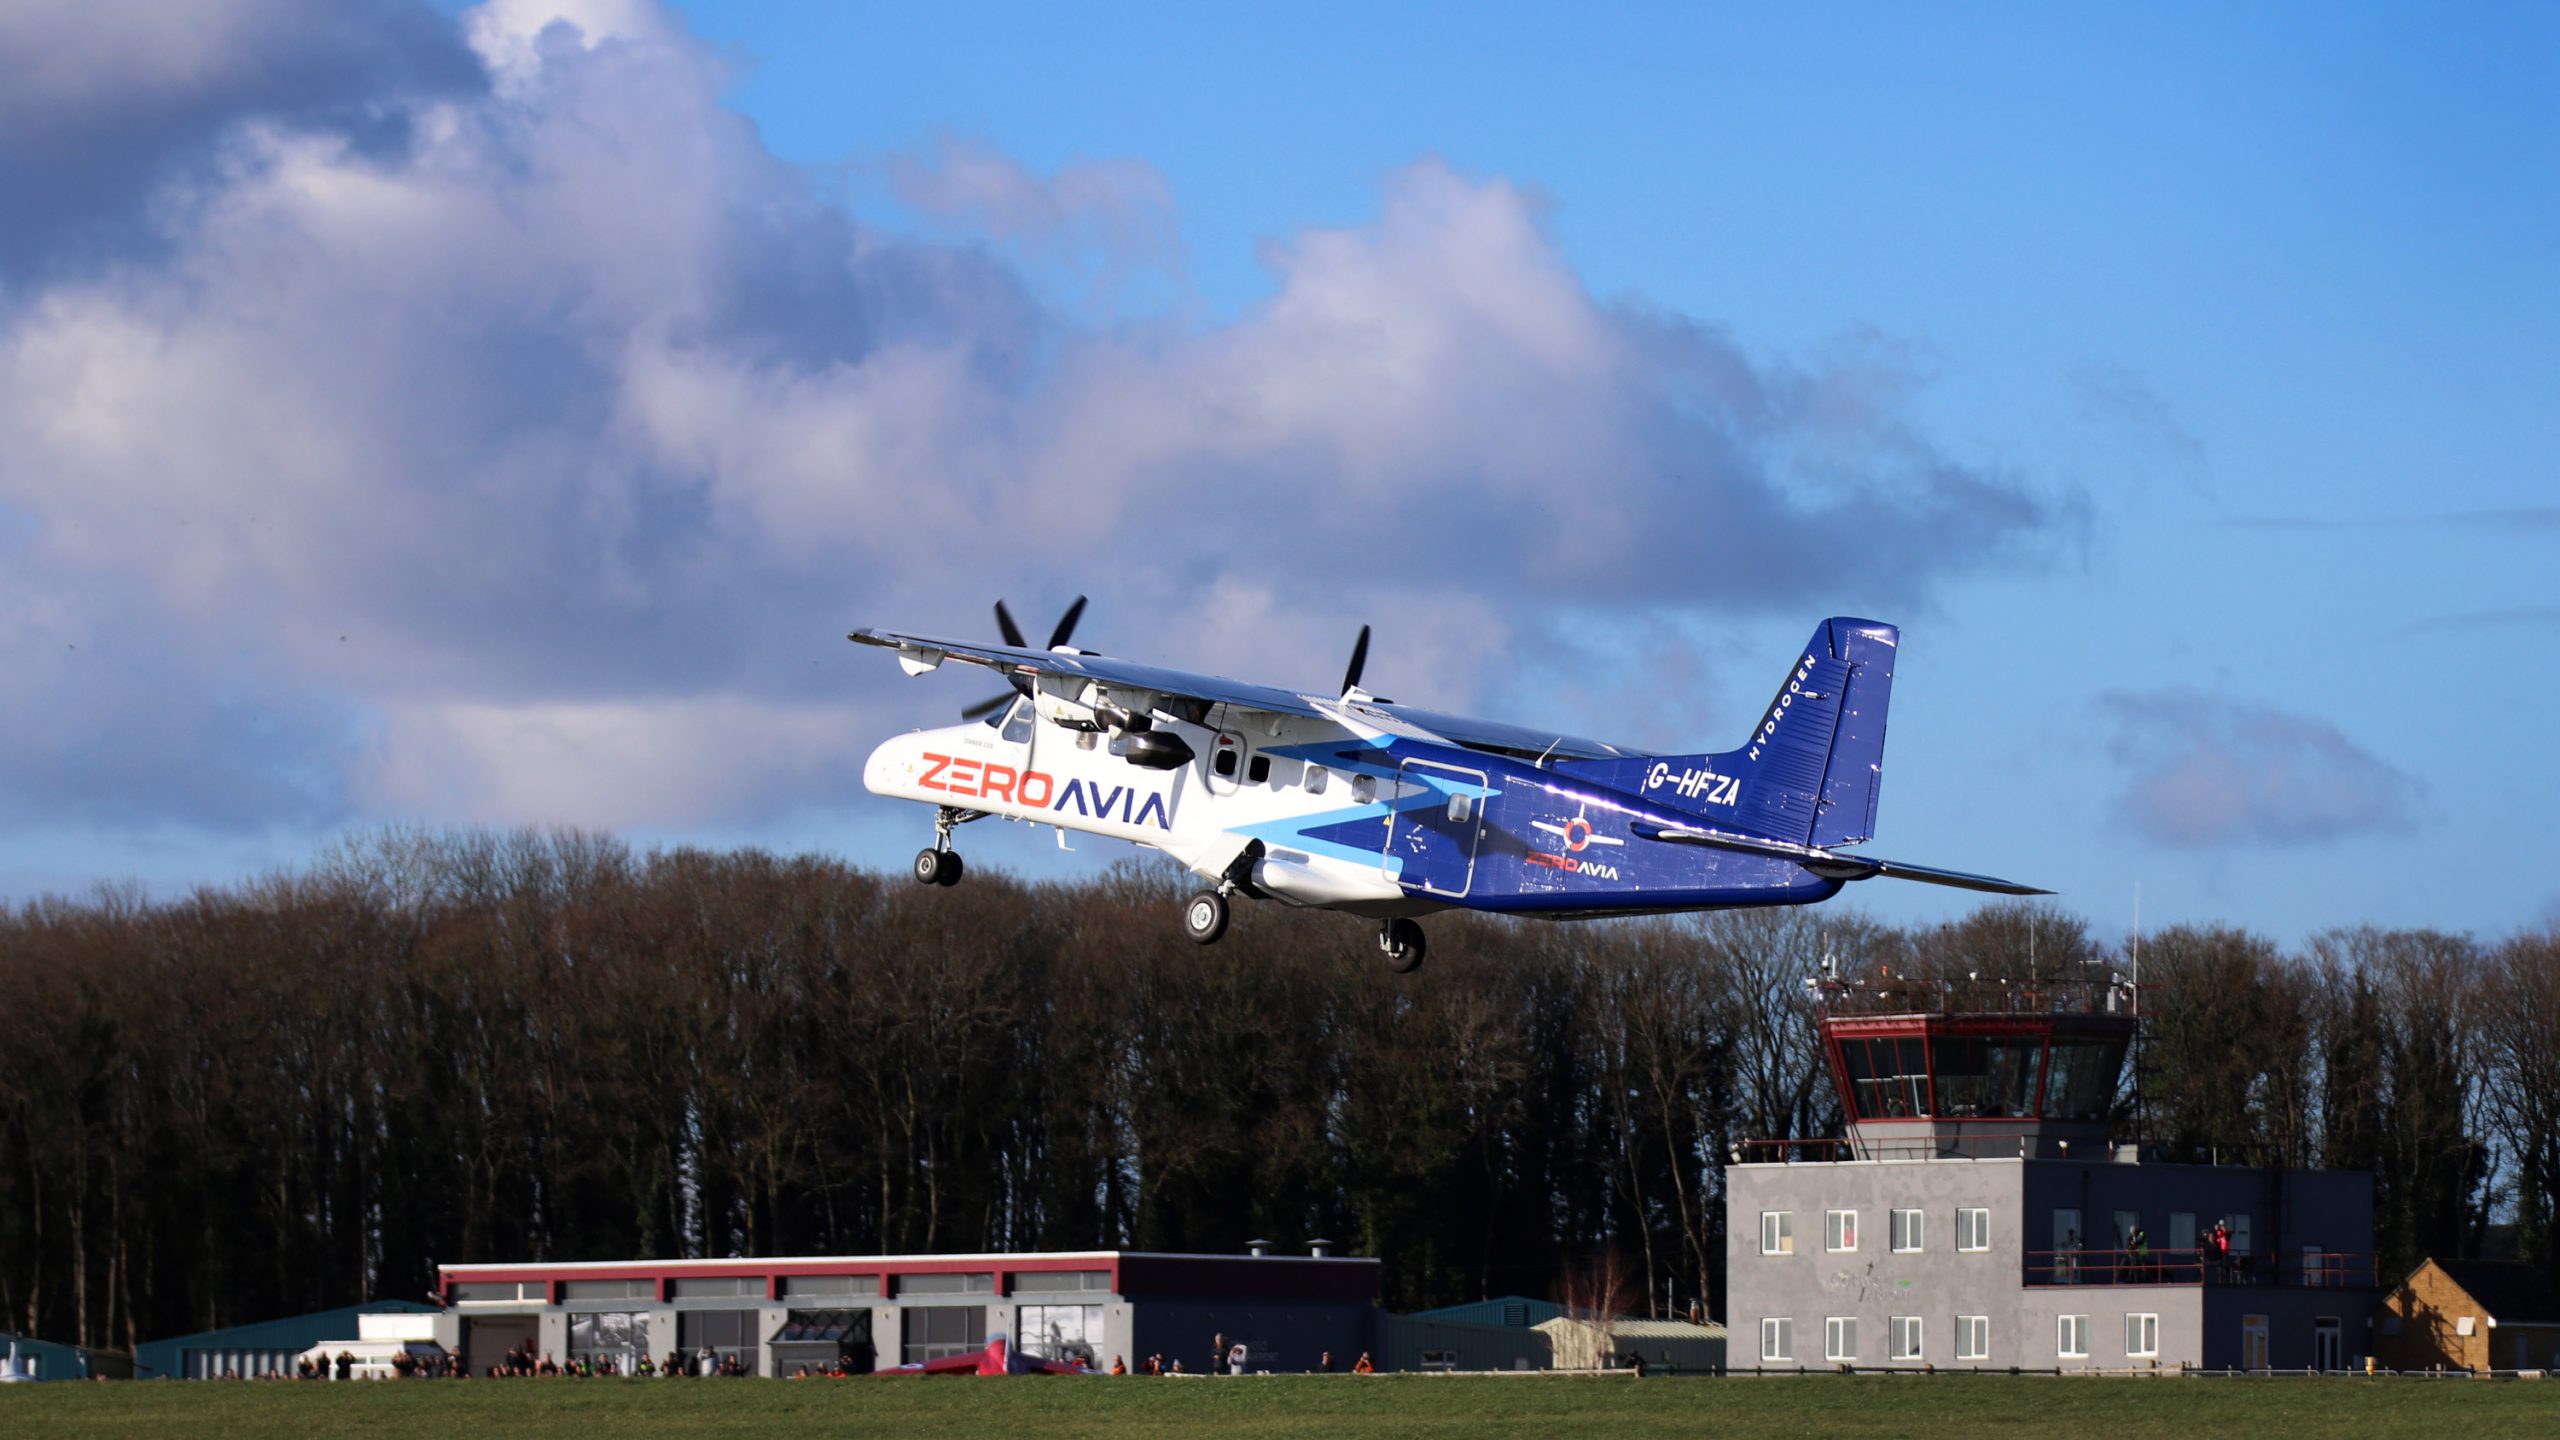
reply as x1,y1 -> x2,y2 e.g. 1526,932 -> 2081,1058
2055,1217 -> 2247,1284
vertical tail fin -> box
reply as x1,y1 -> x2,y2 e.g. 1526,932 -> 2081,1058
1557,617 -> 1897,845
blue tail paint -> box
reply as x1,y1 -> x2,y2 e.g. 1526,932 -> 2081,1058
1557,617 -> 1897,846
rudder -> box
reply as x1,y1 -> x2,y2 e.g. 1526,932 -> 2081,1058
1557,617 -> 1896,846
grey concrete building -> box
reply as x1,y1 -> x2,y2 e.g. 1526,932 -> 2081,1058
1726,977 -> 2377,1373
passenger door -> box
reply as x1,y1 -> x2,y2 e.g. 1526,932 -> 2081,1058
1383,760 -> 1488,897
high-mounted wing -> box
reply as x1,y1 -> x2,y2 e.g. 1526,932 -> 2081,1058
851,627 -> 1644,762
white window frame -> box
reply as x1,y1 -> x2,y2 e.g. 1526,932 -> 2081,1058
1760,1210 -> 1794,1256
1825,1316 -> 1858,1363
1890,1208 -> 1924,1253
2058,1314 -> 2090,1359
1958,1207 -> 1991,1252
1760,1316 -> 1793,1363
1826,1209 -> 1859,1253
1957,1314 -> 1989,1361
1889,1315 -> 1923,1362
2126,1312 -> 2159,1358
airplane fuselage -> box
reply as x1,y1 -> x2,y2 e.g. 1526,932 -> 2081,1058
863,701 -> 1841,920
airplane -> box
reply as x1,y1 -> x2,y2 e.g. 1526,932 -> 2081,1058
851,602 -> 2045,974
876,1333 -> 1096,1377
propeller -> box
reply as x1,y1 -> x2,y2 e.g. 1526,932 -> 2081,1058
1340,624 -> 1371,699
963,596 -> 1088,720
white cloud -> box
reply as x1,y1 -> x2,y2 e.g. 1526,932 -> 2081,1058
0,0 -> 2074,859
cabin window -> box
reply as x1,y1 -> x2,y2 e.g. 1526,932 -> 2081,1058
1305,765 -> 1329,795
1214,745 -> 1239,778
1447,793 -> 1472,823
1354,775 -> 1376,804
1248,754 -> 1272,785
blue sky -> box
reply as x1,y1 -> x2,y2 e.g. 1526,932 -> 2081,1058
2,1 -> 2554,945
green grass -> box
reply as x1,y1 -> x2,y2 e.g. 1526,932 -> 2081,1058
6,1373 -> 2554,1440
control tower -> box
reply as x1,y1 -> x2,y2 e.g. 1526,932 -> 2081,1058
1816,974 -> 2134,1161
1724,969 -> 2375,1373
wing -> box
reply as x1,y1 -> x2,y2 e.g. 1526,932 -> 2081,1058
850,627 -> 1644,761
1626,819 -> 2051,896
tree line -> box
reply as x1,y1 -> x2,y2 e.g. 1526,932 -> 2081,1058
2,828 -> 2554,1353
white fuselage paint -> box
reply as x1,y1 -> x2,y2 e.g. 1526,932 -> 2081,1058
862,700 -> 1427,915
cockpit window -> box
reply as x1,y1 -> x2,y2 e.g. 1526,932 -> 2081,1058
1000,698 -> 1035,743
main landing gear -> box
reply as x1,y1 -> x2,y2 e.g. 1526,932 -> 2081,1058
1183,891 -> 1230,945
912,806 -> 979,888
1378,918 -> 1426,975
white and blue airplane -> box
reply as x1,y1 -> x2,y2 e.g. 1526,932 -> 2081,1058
852,601 -> 2043,974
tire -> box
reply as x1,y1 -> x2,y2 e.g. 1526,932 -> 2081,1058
913,849 -> 947,886
1183,891 -> 1230,945
936,851 -> 965,887
1381,919 -> 1426,974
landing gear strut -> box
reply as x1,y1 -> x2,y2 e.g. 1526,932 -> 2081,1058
1379,918 -> 1426,974
1183,891 -> 1230,945
913,806 -> 978,888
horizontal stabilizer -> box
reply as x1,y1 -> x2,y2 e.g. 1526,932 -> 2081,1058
1628,822 -> 2049,896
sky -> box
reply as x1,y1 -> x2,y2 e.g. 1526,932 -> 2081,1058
2,0 -> 2554,946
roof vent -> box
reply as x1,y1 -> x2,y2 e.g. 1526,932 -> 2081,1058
1246,1238 -> 1272,1258
1308,1239 -> 1334,1259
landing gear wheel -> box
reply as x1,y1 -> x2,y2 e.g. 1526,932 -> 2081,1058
1183,891 -> 1230,945
913,848 -> 961,887
935,851 -> 964,887
1379,918 -> 1426,974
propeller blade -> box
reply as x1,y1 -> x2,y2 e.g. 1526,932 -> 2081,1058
1046,595 -> 1088,650
1341,624 -> 1371,697
993,600 -> 1028,649
960,691 -> 1015,722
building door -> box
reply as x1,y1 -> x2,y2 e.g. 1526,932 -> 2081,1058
463,1316 -> 536,1376
2052,1209 -> 2082,1283
2314,1318 -> 2341,1372
2239,1315 -> 2268,1372
1383,760 -> 1488,897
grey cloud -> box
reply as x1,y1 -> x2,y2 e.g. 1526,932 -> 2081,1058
2069,360 -> 2206,476
0,0 -> 2081,845
2099,689 -> 2422,849
0,0 -> 483,284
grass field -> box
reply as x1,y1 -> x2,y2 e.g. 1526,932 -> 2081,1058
5,1373 -> 2555,1440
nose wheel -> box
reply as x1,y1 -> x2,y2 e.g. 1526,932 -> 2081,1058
913,806 -> 978,887
913,848 -> 963,887
1183,891 -> 1230,945
1378,918 -> 1425,974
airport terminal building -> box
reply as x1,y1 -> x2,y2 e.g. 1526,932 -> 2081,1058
1728,977 -> 2379,1373
435,1246 -> 1380,1376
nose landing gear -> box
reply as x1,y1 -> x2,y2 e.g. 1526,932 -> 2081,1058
912,806 -> 981,888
